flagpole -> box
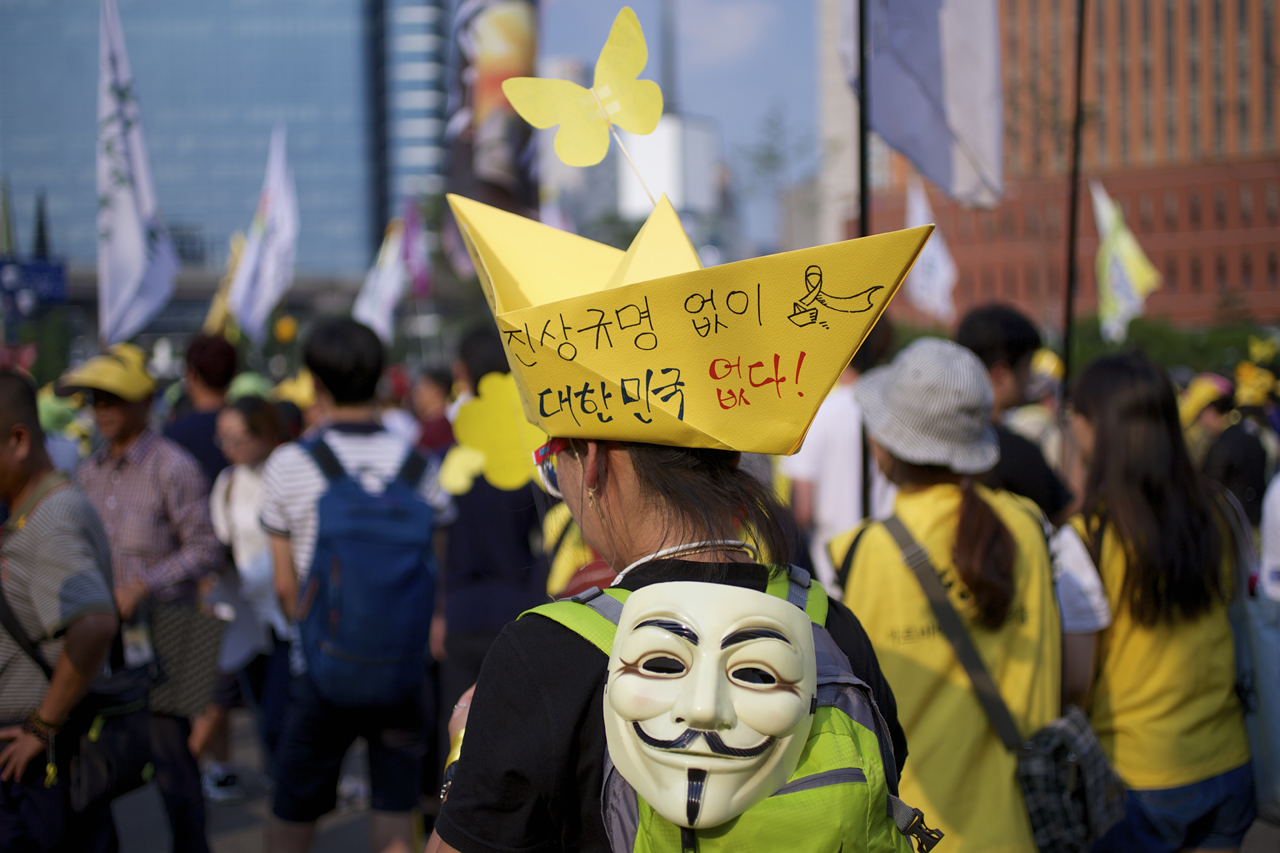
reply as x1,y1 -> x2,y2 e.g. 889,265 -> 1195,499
858,0 -> 870,239
1061,0 -> 1089,388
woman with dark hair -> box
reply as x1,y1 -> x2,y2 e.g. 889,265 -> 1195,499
831,338 -> 1061,853
194,396 -> 291,793
1068,352 -> 1253,853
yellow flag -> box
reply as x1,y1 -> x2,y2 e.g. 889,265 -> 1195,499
1091,180 -> 1160,344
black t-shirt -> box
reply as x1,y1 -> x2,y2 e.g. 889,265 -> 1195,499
982,425 -> 1072,520
1203,422 -> 1268,526
443,481 -> 547,633
163,411 -> 227,486
435,560 -> 907,853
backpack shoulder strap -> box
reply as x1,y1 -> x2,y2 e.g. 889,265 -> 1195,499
522,586 -> 631,655
0,580 -> 53,678
396,448 -> 429,488
882,514 -> 1024,752
764,565 -> 829,625
304,438 -> 346,482
836,524 -> 873,592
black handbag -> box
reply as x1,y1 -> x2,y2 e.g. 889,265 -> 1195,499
878,514 -> 1126,853
0,577 -> 154,813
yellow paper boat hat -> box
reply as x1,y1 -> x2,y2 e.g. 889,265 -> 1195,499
448,193 -> 931,455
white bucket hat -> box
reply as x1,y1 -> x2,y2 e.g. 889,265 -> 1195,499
853,337 -> 1000,475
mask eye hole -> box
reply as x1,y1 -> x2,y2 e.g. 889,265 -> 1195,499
731,667 -> 777,686
640,656 -> 687,676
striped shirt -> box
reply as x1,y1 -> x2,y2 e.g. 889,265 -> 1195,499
259,423 -> 451,579
0,481 -> 116,723
76,428 -> 222,604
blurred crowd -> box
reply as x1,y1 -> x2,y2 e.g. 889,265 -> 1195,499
0,301 -> 1276,852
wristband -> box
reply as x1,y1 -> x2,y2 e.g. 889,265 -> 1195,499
445,727 -> 466,768
22,712 -> 61,744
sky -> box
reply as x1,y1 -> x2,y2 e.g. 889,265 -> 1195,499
539,0 -> 818,248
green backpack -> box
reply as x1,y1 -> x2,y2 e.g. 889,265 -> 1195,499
524,565 -> 942,853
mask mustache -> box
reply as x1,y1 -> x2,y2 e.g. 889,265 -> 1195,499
632,721 -> 774,758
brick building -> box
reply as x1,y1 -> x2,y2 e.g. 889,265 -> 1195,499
816,0 -> 1280,332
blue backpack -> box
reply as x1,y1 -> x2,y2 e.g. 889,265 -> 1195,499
296,438 -> 437,707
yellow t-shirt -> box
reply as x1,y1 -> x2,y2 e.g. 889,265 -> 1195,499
829,484 -> 1060,853
1071,515 -> 1250,790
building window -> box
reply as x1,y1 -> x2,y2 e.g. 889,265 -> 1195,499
1214,187 -> 1227,225
1030,0 -> 1042,174
1190,191 -> 1202,227
1025,206 -> 1041,236
1142,0 -> 1154,160
1213,0 -> 1225,154
1140,195 -> 1155,230
1190,0 -> 1201,157
1216,254 -> 1228,290
1269,252 -> 1279,289
1191,255 -> 1203,290
1241,186 -> 1253,224
959,272 -> 974,300
1242,253 -> 1253,289
1003,268 -> 1018,297
982,270 -> 996,297
981,212 -> 996,238
1238,0 -> 1250,152
1164,192 -> 1179,228
1166,0 -> 1178,157
1027,266 -> 1041,298
1097,0 -> 1109,164
1048,266 -> 1062,297
1051,0 -> 1066,172
1266,0 -> 1276,149
1166,257 -> 1179,291
959,211 -> 975,241
1007,0 -> 1020,172
1120,0 -> 1131,163
1268,185 -> 1279,222
1001,209 -> 1018,237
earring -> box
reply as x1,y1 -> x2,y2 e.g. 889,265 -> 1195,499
586,485 -> 598,507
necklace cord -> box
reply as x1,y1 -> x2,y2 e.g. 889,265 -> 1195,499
611,539 -> 760,587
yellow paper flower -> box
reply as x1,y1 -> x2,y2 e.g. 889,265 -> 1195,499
440,372 -> 547,495
1248,335 -> 1278,367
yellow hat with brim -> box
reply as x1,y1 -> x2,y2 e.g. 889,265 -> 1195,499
1179,373 -> 1231,427
447,193 -> 932,455
272,368 -> 316,410
57,343 -> 156,402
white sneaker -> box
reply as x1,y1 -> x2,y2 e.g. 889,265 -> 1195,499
202,763 -> 244,803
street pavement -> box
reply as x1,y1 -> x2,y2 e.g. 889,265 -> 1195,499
113,711 -> 1280,852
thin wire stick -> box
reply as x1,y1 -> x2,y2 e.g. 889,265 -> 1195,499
591,89 -> 657,208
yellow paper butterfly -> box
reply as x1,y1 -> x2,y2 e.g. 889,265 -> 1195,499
502,6 -> 663,167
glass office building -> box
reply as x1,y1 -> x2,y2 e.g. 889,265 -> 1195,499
0,0 -> 446,278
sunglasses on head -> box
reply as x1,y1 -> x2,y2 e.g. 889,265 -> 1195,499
532,437 -> 573,499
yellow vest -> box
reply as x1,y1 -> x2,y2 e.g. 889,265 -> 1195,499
1071,515 -> 1250,789
830,484 -> 1060,853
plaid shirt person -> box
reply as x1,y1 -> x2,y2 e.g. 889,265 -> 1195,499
76,428 -> 221,605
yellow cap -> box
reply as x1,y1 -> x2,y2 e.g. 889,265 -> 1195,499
271,368 -> 316,410
1179,373 -> 1231,427
1235,361 -> 1275,408
447,193 -> 932,455
1031,349 -> 1064,383
57,343 -> 156,402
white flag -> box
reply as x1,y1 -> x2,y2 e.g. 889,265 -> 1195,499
845,0 -> 1004,207
96,0 -> 178,345
904,177 -> 957,323
226,126 -> 300,345
1090,180 -> 1160,344
353,220 -> 407,345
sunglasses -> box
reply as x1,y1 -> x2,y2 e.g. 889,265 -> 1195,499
532,437 -> 573,499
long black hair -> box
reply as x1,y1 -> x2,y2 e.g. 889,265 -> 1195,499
571,441 -> 793,576
877,456 -> 1016,629
1071,352 -> 1224,626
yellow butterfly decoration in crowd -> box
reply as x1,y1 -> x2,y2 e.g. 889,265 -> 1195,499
502,6 -> 662,172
